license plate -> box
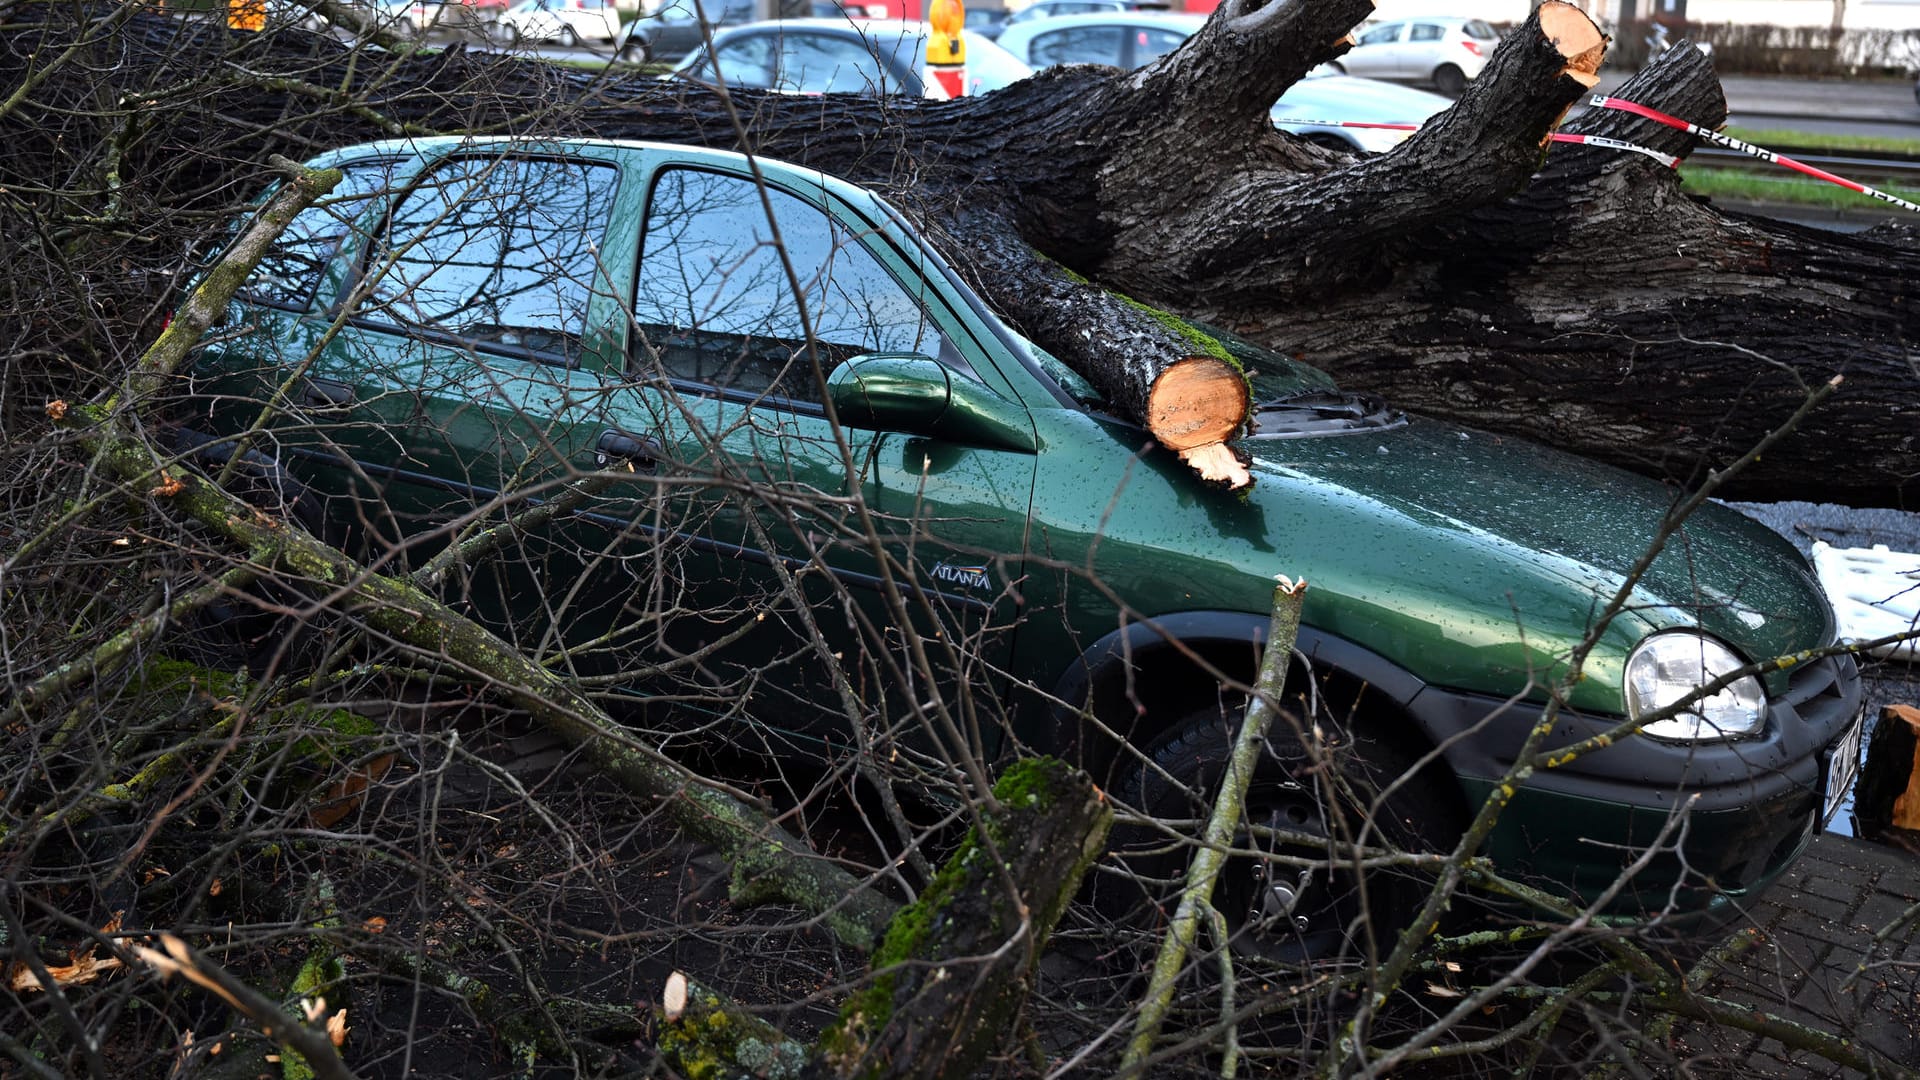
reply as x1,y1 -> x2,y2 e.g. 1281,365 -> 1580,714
1823,710 -> 1866,826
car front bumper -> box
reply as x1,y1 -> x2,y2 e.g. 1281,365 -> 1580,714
1413,652 -> 1864,928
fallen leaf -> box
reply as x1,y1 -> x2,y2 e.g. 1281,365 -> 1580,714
45,399 -> 67,420
362,916 -> 387,934
1424,982 -> 1462,998
208,878 -> 223,897
150,472 -> 184,498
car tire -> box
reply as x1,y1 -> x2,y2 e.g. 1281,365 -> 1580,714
558,24 -> 580,46
619,38 -> 650,63
1108,702 -> 1458,971
1433,63 -> 1467,96
1304,132 -> 1356,153
1325,60 -> 1346,74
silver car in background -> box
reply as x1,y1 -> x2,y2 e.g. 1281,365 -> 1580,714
996,11 -> 1450,152
674,18 -> 1032,98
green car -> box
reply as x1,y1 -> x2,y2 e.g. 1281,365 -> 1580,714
180,137 -> 1863,953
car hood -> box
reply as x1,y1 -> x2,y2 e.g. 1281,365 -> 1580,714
1234,415 -> 1834,709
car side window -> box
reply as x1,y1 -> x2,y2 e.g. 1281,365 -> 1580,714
1409,23 -> 1444,41
778,32 -> 897,94
360,155 -> 620,364
242,159 -> 401,310
1358,22 -> 1400,45
1132,27 -> 1186,65
631,168 -> 950,404
1030,25 -> 1125,66
701,35 -> 778,86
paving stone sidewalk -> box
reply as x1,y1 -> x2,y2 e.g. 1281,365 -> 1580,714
1666,834 -> 1920,1076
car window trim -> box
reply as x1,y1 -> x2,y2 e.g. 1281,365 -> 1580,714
235,154 -> 405,315
339,149 -> 627,373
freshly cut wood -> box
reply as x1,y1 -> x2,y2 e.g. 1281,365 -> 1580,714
1539,0 -> 1607,88
1148,357 -> 1252,487
1855,704 -> 1920,840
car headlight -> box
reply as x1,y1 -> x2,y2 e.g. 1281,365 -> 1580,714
1623,632 -> 1767,741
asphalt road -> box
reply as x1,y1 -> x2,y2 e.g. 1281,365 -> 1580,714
1593,70 -> 1920,140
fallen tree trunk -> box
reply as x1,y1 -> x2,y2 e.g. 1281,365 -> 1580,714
658,758 -> 1113,1080
6,0 -> 1918,503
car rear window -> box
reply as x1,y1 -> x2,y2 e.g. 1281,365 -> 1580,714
1463,19 -> 1496,39
1030,25 -> 1125,67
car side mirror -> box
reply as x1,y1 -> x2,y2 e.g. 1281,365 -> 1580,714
827,353 -> 1037,453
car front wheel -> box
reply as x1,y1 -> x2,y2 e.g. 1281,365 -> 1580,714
618,38 -> 650,63
557,24 -> 580,46
1433,63 -> 1467,96
1111,703 -> 1458,970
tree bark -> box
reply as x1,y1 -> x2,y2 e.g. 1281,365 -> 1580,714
4,0 -> 1917,504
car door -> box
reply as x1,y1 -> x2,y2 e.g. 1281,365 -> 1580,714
1345,20 -> 1403,78
1405,21 -> 1446,79
614,162 -> 1038,751
324,149 -> 634,615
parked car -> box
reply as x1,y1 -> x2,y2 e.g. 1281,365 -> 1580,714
999,0 -> 1168,32
616,0 -> 877,63
266,0 -> 500,37
996,12 -> 1451,152
1332,15 -> 1499,95
673,19 -> 1032,98
964,4 -> 1012,38
490,0 -> 619,45
183,136 -> 1863,954
993,9 -> 1198,69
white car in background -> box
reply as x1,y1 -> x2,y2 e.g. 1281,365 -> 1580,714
491,0 -> 620,45
1332,16 -> 1498,96
996,12 -> 1451,152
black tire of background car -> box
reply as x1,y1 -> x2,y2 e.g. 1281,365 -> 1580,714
491,20 -> 518,45
1109,702 -> 1459,977
620,38 -> 649,63
558,24 -> 580,46
1433,63 -> 1467,96
1304,132 -> 1358,154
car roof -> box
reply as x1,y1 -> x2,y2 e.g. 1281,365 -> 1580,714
311,137 -> 881,211
996,10 -> 1205,50
1004,10 -> 1205,30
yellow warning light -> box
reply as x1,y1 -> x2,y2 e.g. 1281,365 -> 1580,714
927,0 -> 966,67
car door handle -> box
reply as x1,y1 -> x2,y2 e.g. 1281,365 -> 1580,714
594,429 -> 660,471
303,377 -> 354,408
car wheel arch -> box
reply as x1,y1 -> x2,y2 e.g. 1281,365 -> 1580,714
1038,610 -> 1448,791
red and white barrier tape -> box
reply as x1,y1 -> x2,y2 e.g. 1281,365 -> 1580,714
1591,94 -> 1920,214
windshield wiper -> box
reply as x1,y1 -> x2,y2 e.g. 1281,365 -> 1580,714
1245,390 -> 1406,439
